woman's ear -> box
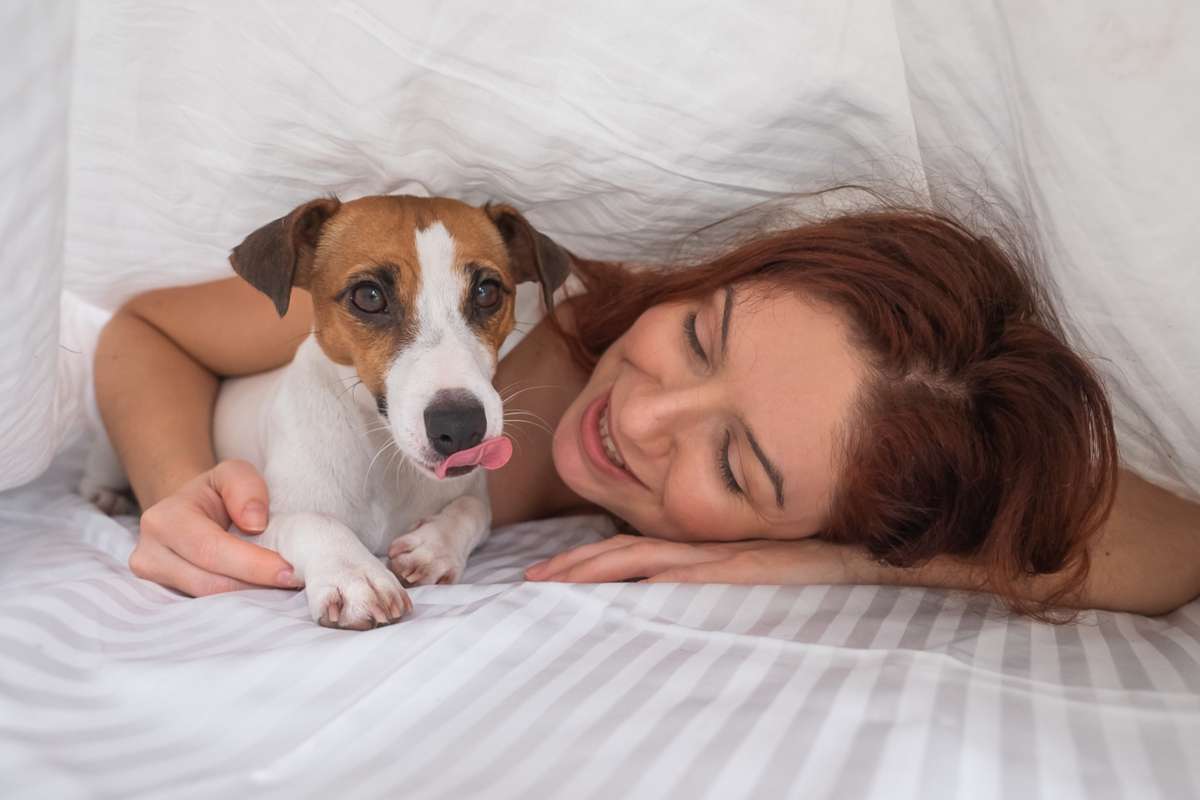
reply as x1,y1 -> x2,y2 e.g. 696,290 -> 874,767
229,197 -> 341,317
485,203 -> 572,310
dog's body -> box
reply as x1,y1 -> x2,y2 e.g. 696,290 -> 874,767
213,335 -> 493,629
215,348 -> 485,563
92,194 -> 569,629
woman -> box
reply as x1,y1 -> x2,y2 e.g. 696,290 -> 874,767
95,203 -> 1200,617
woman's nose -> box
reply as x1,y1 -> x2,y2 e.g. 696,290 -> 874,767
619,384 -> 709,457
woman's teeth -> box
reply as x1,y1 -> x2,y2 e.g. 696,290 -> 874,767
598,404 -> 626,469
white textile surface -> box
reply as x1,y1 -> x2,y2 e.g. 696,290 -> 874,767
2,3 -> 1200,797
3,0 -> 1197,496
0,0 -> 81,490
2,458 -> 1200,799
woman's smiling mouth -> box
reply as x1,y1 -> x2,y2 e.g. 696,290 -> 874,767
598,403 -> 626,468
581,391 -> 642,486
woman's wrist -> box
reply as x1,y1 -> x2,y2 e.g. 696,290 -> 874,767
135,453 -> 218,509
825,542 -> 989,593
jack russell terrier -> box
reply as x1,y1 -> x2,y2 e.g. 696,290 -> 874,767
206,195 -> 568,629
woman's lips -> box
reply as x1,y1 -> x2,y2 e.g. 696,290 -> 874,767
580,391 -> 642,486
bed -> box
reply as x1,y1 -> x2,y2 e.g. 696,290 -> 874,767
3,2 -> 1199,797
5,454 -> 1200,798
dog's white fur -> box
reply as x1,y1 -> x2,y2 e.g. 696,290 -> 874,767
213,221 -> 501,628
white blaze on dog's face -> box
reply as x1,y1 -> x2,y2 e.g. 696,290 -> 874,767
380,220 -> 505,475
228,195 -> 571,479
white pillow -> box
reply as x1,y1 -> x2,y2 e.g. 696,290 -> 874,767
7,0 -> 1197,502
62,0 -> 921,309
0,1 -> 81,492
895,0 -> 1200,497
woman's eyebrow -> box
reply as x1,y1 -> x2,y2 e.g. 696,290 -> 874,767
743,423 -> 785,509
720,285 -> 734,357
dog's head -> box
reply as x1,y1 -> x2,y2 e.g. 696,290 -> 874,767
229,194 -> 571,479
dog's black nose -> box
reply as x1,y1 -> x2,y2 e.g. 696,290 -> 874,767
424,391 -> 487,457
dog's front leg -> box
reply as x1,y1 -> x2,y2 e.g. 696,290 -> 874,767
261,511 -> 411,629
386,493 -> 491,586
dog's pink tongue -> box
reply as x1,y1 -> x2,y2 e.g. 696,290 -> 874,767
435,436 -> 513,479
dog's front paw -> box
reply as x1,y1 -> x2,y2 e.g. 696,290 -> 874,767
387,521 -> 467,586
305,560 -> 411,630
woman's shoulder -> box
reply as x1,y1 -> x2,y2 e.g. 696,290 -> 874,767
489,296 -> 591,526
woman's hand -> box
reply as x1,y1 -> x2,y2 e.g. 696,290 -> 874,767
523,534 -> 860,585
129,459 -> 302,596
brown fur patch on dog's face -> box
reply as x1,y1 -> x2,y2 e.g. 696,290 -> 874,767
305,196 -> 520,400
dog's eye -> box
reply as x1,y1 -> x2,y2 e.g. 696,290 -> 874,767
473,279 -> 502,311
351,282 -> 387,314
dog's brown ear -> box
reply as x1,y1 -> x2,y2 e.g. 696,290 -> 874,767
229,197 -> 341,317
486,204 -> 571,310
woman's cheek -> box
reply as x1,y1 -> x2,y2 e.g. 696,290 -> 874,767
652,485 -> 737,542
551,408 -> 588,495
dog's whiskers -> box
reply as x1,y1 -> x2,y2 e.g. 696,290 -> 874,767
500,383 -> 563,404
387,444 -> 409,487
505,409 -> 554,425
505,407 -> 554,427
501,431 -> 523,457
503,415 -> 555,438
363,439 -> 397,491
496,379 -> 532,399
504,411 -> 553,427
337,379 -> 364,402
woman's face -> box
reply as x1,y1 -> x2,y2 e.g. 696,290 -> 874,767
552,282 -> 867,542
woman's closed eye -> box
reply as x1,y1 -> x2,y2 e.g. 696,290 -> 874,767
684,309 -> 743,498
718,429 -> 743,496
684,312 -> 708,366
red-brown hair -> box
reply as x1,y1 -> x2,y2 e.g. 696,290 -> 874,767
555,205 -> 1118,616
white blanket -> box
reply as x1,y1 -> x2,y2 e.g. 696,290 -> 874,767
3,0 -> 1199,495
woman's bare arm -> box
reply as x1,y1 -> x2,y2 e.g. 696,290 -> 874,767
529,469 -> 1200,616
96,278 -> 312,507
95,277 -> 313,595
487,300 -> 592,527
872,470 -> 1200,615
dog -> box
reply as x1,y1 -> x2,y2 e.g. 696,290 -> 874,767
208,194 -> 569,629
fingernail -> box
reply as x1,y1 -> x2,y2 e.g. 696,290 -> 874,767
525,563 -> 546,580
243,501 -> 267,531
276,568 -> 302,588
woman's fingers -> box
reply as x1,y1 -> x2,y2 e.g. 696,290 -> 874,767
162,513 -> 297,589
528,537 -> 725,583
525,536 -> 858,586
524,534 -> 642,580
132,460 -> 299,595
209,458 -> 271,533
555,544 -> 723,583
647,542 -> 852,585
129,538 -> 256,596
644,556 -> 758,584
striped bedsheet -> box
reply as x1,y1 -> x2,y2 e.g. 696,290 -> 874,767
2,457 -> 1198,799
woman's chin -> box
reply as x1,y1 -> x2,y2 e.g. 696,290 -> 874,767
552,422 -> 616,511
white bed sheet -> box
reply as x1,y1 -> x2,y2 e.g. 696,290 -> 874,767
3,456 -> 1200,800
